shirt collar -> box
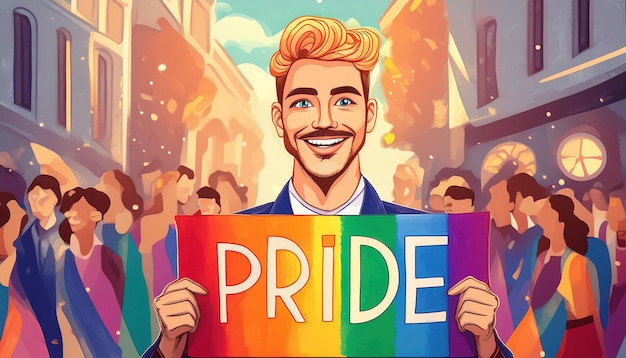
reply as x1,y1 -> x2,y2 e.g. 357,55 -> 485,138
288,176 -> 366,215
510,212 -> 535,231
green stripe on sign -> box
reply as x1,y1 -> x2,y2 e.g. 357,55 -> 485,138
340,216 -> 397,357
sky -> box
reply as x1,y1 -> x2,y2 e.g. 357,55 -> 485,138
213,0 -> 416,204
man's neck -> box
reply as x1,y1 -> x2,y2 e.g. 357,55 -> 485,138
511,209 -> 530,234
292,158 -> 362,211
38,213 -> 57,231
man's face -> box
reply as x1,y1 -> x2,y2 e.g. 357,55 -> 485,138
64,197 -> 100,234
28,186 -> 57,221
443,196 -> 474,214
589,188 -> 605,207
486,181 -> 514,227
198,198 -> 220,215
607,197 -> 626,231
176,175 -> 195,204
272,59 -> 377,179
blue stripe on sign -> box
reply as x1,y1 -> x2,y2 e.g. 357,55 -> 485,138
395,214 -> 449,357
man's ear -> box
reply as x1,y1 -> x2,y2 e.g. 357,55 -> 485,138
271,102 -> 284,138
366,98 -> 378,133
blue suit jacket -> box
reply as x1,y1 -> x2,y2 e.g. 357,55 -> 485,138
15,222 -> 63,358
143,178 -> 512,358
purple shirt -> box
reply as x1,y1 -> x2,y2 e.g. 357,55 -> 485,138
73,244 -> 122,343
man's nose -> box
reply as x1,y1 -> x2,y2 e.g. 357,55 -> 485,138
312,106 -> 338,129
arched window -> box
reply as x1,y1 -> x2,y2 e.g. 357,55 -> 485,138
481,141 -> 537,187
13,9 -> 36,111
94,51 -> 112,141
528,0 -> 544,75
557,133 -> 606,181
573,0 -> 590,56
477,17 -> 499,108
57,28 -> 71,131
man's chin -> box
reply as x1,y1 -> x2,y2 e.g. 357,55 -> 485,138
302,161 -> 345,179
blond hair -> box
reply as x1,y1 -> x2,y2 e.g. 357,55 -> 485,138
270,16 -> 380,102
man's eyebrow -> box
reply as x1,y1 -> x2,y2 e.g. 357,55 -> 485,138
286,87 -> 318,98
330,86 -> 362,97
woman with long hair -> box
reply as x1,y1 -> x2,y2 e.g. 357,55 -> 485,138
97,170 -> 153,356
508,194 -> 604,357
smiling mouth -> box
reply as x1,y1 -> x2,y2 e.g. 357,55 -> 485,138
305,138 -> 346,147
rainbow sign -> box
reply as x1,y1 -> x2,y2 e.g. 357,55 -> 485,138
176,213 -> 489,357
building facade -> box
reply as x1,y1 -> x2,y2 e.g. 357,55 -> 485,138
0,0 -> 132,190
129,0 -> 263,211
447,0 -> 626,201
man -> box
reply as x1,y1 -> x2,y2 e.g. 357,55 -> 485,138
15,174 -> 65,357
145,16 -> 510,358
176,165 -> 196,206
194,187 -> 221,215
483,162 -> 518,342
503,173 -> 547,327
588,182 -> 615,287
443,185 -> 475,213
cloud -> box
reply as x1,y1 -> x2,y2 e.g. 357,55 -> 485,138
344,17 -> 361,29
215,2 -> 232,14
215,15 -> 283,53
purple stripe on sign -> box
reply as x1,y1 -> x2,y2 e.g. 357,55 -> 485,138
447,212 -> 490,357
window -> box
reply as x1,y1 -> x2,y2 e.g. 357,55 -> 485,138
77,0 -> 98,27
14,11 -> 34,110
94,53 -> 110,140
528,0 -> 544,75
106,0 -> 124,43
191,0 -> 210,52
573,0 -> 590,56
57,29 -> 71,131
481,141 -> 537,185
557,133 -> 606,181
477,18 -> 499,108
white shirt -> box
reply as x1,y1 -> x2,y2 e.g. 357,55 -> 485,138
288,177 -> 366,215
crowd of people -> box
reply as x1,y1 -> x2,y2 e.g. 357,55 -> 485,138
437,161 -> 626,357
0,160 -> 625,357
0,164 -> 220,357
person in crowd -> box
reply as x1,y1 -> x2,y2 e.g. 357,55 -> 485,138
483,162 -> 519,342
605,192 -> 626,357
588,182 -> 616,288
508,195 -> 605,358
137,170 -> 190,302
443,185 -> 475,213
97,170 -> 153,356
14,175 -> 65,357
0,191 -> 49,356
176,166 -> 196,212
57,187 -> 124,357
195,186 -> 221,215
503,173 -> 547,327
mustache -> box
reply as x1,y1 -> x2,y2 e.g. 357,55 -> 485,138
299,129 -> 353,139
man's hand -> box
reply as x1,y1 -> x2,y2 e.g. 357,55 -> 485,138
155,278 -> 208,358
448,276 -> 499,358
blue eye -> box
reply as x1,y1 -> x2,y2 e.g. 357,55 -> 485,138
336,98 -> 354,106
292,100 -> 312,108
